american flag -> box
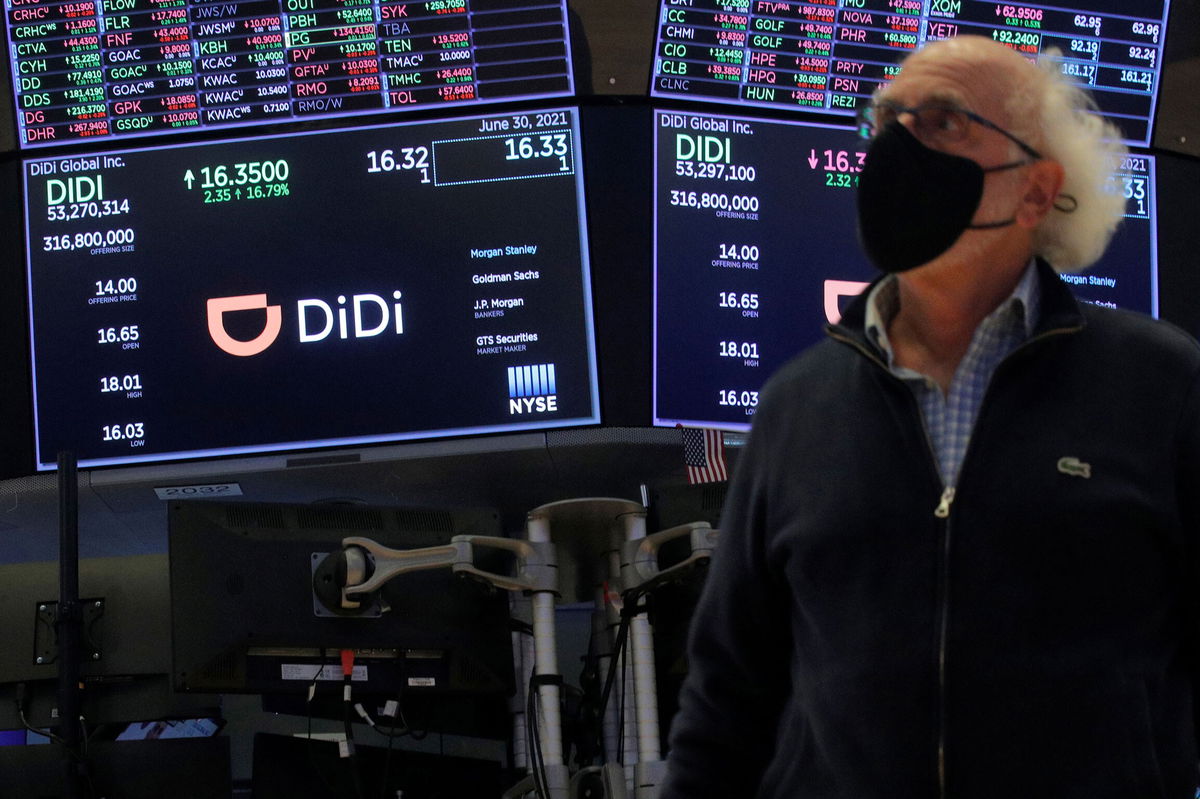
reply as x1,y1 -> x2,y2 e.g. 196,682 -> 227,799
683,427 -> 728,485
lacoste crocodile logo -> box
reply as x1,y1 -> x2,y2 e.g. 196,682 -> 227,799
1057,457 -> 1092,479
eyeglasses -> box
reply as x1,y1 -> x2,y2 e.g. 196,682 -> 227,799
855,99 -> 1042,160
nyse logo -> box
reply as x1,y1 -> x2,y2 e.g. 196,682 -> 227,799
206,291 -> 405,356
508,364 -> 558,414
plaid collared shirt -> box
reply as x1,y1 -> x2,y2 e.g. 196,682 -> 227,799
865,263 -> 1040,487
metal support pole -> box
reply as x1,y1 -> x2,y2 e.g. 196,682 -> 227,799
56,451 -> 83,799
509,593 -> 532,772
620,511 -> 666,799
592,581 -> 620,770
606,534 -> 638,793
525,512 -> 569,799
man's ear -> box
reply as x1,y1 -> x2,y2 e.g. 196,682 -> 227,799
1016,159 -> 1065,229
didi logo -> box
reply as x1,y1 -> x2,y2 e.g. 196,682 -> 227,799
823,279 -> 870,325
207,294 -> 282,357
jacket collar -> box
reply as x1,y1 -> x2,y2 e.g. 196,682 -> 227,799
828,259 -> 1086,353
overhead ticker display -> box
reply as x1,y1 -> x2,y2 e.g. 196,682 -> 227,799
25,107 -> 598,470
651,0 -> 1170,145
653,109 -> 1157,430
6,0 -> 575,148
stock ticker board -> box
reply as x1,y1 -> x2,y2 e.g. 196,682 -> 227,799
4,0 -> 574,148
652,109 -> 1158,430
23,108 -> 599,468
651,0 -> 1170,146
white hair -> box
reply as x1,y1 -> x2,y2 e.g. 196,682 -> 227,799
1006,51 -> 1128,272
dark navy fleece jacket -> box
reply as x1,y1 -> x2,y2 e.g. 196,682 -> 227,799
662,262 -> 1200,799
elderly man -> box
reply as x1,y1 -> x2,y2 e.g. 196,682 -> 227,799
661,35 -> 1200,799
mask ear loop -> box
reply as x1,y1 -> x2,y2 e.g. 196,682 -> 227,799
1053,193 -> 1078,213
966,159 -> 1038,229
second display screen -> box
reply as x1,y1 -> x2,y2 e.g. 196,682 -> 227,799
653,109 -> 1157,430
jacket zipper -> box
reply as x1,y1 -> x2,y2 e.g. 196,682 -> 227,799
930,325 -> 1082,798
934,486 -> 955,518
828,322 -> 1081,799
828,328 -> 958,796
933,485 -> 955,798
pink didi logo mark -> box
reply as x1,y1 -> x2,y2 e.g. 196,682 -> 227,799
823,279 -> 870,324
206,294 -> 282,357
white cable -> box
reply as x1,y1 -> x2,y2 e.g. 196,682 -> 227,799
353,704 -> 376,728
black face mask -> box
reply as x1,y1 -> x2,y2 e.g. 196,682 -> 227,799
856,122 -> 1027,274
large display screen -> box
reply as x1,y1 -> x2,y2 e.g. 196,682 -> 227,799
24,106 -> 599,470
650,0 -> 1170,146
5,0 -> 574,149
653,109 -> 1157,430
